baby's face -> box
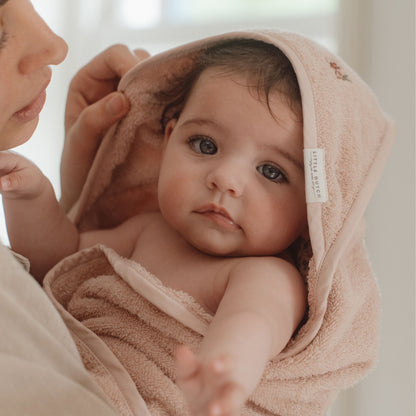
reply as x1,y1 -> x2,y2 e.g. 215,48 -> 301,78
0,0 -> 67,150
158,67 -> 307,257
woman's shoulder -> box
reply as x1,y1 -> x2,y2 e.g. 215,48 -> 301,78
0,243 -> 30,272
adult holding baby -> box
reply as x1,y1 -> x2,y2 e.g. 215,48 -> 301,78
0,0 -> 148,414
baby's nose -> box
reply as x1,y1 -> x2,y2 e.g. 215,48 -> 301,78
206,162 -> 247,197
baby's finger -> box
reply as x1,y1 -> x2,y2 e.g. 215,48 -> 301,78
0,174 -> 13,192
176,345 -> 200,382
0,155 -> 17,177
0,153 -> 43,198
209,383 -> 247,416
210,355 -> 230,375
0,152 -> 26,188
0,171 -> 27,195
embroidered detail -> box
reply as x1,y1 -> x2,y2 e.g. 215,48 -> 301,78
330,61 -> 351,82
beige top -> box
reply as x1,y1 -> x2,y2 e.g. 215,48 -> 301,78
0,243 -> 118,416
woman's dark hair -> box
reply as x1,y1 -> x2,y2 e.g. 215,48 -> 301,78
160,38 -> 301,129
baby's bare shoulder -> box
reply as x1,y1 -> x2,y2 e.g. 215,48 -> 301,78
226,256 -> 306,311
229,256 -> 303,285
124,210 -> 160,224
119,210 -> 162,233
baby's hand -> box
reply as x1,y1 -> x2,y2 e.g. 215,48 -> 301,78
0,151 -> 47,200
176,345 -> 247,416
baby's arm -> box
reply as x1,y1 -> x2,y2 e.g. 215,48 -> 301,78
176,257 -> 307,416
0,152 -> 146,281
0,152 -> 79,280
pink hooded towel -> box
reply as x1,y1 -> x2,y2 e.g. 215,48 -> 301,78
43,30 -> 394,415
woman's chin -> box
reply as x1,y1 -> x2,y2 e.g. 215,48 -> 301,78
0,118 -> 39,150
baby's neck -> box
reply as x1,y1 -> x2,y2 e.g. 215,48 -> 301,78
129,213 -> 231,314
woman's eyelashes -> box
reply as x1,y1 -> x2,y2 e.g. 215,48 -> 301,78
188,136 -> 217,155
257,163 -> 287,183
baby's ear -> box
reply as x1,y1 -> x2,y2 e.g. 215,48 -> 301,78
163,118 -> 178,145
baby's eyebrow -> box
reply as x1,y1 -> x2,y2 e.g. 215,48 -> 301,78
282,150 -> 304,171
266,145 -> 304,171
179,117 -> 222,131
0,0 -> 9,7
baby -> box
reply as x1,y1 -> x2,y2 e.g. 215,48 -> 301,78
0,39 -> 308,415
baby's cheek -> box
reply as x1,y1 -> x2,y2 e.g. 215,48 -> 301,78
158,179 -> 185,217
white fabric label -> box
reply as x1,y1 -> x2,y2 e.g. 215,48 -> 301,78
304,148 -> 328,203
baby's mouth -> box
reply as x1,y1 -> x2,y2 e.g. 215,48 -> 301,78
195,204 -> 241,231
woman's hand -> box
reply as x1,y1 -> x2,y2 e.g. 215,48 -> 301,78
60,45 -> 150,212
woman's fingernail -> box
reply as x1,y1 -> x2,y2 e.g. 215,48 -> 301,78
106,94 -> 127,115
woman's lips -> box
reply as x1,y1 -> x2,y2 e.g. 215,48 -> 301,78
12,70 -> 52,122
12,89 -> 47,122
195,205 -> 241,231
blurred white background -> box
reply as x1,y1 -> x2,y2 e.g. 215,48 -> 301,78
1,0 -> 414,415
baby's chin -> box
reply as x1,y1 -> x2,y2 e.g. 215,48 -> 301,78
187,237 -> 264,258
187,237 -> 240,258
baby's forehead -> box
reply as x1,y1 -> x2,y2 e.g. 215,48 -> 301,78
192,66 -> 302,122
182,76 -> 298,137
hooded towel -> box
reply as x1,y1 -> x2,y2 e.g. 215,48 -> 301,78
44,30 -> 394,415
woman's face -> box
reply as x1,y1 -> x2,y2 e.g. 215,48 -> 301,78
0,0 -> 68,150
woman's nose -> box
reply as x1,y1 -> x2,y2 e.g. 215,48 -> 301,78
206,161 -> 247,197
18,9 -> 68,74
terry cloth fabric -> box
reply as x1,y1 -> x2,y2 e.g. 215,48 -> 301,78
44,30 -> 394,415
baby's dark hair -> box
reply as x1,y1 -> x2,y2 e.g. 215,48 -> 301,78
160,38 -> 302,129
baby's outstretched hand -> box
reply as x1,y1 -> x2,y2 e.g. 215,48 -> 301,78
176,345 -> 247,416
0,151 -> 46,200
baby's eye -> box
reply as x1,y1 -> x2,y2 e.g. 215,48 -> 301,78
188,136 -> 217,155
257,163 -> 287,183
